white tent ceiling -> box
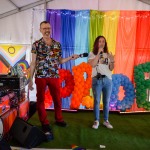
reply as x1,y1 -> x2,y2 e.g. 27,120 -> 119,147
0,0 -> 150,44
0,0 -> 40,14
0,0 -> 52,19
0,0 -> 150,19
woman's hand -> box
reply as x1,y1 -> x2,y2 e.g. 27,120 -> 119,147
108,52 -> 115,63
108,52 -> 115,71
98,47 -> 103,55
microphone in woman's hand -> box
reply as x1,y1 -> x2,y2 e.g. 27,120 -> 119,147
99,45 -> 104,57
100,51 -> 103,59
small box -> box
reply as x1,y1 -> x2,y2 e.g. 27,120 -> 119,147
0,96 -> 10,115
18,99 -> 29,120
0,76 -> 25,89
0,105 -> 10,116
0,92 -> 15,102
0,108 -> 17,137
13,88 -> 26,101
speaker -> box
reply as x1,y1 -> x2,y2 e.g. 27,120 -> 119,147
10,117 -> 46,148
0,138 -> 11,150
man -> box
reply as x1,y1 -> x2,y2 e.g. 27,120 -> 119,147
28,21 -> 79,140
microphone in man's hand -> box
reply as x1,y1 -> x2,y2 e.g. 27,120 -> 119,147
79,53 -> 88,58
72,53 -> 88,58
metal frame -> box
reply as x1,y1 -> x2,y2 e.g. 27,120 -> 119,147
8,0 -> 19,10
138,0 -> 150,5
0,0 -> 53,19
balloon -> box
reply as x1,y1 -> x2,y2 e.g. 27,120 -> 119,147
59,69 -> 74,98
109,74 -> 135,112
71,63 -> 92,109
134,62 -> 150,110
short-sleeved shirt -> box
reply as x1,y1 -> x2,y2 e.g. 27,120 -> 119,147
31,38 -> 62,78
88,52 -> 112,79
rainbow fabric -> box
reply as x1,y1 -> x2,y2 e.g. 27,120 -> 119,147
46,9 -> 150,111
46,10 -> 150,80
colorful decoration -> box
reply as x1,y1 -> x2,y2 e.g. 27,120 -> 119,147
82,96 -> 93,109
70,62 -> 92,109
110,74 -> 135,112
16,60 -> 30,70
71,144 -> 86,150
14,60 -> 30,85
0,60 -> 8,73
0,45 -> 26,67
59,69 -> 74,98
10,64 -> 24,77
46,9 -> 150,112
134,62 -> 150,110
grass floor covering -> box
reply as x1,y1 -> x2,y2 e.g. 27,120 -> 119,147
9,110 -> 150,150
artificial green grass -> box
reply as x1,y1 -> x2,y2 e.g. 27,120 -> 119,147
11,111 -> 150,150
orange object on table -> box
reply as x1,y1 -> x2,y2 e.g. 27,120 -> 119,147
0,108 -> 17,138
18,99 -> 29,121
0,95 -> 10,115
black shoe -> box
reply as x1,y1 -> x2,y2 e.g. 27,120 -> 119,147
42,124 -> 51,132
42,124 -> 54,141
55,121 -> 67,127
45,132 -> 54,141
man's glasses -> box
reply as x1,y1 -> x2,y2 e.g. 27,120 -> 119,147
41,28 -> 50,30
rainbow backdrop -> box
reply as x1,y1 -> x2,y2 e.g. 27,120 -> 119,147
0,10 -> 150,111
46,9 -> 150,110
46,10 -> 150,80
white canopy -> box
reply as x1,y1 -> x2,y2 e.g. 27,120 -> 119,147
0,0 -> 150,44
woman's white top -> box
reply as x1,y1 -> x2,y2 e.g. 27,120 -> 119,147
88,52 -> 112,79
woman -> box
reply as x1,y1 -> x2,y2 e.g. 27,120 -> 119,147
88,36 -> 114,129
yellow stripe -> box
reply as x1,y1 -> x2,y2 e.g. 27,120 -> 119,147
102,11 -> 120,55
0,45 -> 23,57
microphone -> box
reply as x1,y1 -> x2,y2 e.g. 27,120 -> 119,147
99,45 -> 103,58
100,51 -> 103,58
72,53 -> 89,59
79,53 -> 88,58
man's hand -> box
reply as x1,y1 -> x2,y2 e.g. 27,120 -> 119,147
28,80 -> 34,91
71,54 -> 79,60
59,54 -> 79,64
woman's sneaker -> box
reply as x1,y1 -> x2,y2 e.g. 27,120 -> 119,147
103,121 -> 113,129
92,120 -> 99,129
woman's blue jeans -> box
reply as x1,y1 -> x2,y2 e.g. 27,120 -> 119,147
92,77 -> 112,122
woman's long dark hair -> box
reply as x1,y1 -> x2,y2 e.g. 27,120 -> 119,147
92,35 -> 109,55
